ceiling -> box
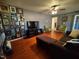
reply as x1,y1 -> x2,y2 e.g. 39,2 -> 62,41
1,0 -> 79,15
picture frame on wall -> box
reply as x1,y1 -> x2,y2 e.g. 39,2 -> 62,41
16,8 -> 23,14
17,14 -> 24,21
11,28 -> 16,37
20,21 -> 25,25
0,17 -> 1,24
2,13 -> 10,19
10,20 -> 16,26
0,24 -> 3,29
12,16 -> 17,21
21,26 -> 24,29
11,14 -> 18,21
17,14 -> 21,21
62,16 -> 68,22
0,18 -> 3,29
4,25 -> 10,30
3,19 -> 9,25
10,6 -> 16,13
0,6 -> 1,11
0,16 -> 3,29
16,21 -> 19,25
73,15 -> 79,30
0,5 -> 9,13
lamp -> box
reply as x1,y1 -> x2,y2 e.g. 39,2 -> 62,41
51,10 -> 57,14
51,5 -> 58,14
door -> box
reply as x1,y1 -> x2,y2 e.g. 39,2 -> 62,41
52,17 -> 58,31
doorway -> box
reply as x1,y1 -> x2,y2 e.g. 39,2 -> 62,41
51,17 -> 58,31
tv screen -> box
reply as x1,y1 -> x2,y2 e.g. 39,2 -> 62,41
27,21 -> 39,28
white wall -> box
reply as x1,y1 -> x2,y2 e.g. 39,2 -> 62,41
23,10 -> 52,30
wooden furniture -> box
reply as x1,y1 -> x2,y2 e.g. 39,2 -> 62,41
36,34 -> 79,59
26,21 -> 43,37
36,35 -> 64,46
39,32 -> 64,41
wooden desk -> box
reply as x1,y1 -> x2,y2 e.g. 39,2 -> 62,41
36,35 -> 64,46
36,34 -> 79,59
36,32 -> 64,49
38,32 -> 64,41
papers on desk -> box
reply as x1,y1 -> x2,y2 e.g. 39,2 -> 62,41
67,39 -> 79,43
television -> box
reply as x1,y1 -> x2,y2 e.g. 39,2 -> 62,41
27,21 -> 39,28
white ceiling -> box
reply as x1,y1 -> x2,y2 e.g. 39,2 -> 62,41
2,0 -> 79,14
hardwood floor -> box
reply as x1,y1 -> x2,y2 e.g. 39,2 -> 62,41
6,32 -> 64,59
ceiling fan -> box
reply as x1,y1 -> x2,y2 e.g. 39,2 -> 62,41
41,5 -> 66,13
51,5 -> 60,10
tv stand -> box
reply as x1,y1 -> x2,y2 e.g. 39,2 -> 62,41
26,21 -> 43,37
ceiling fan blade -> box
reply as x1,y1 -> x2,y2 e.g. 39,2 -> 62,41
51,4 -> 60,8
58,8 -> 66,11
40,4 -> 61,13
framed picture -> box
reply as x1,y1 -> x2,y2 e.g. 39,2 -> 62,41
73,15 -> 79,30
21,26 -> 24,29
11,28 -> 16,36
62,16 -> 68,22
21,29 -> 25,36
20,21 -> 24,25
0,24 -> 3,29
16,27 -> 20,32
16,8 -> 23,14
11,14 -> 18,21
10,20 -> 16,26
3,18 -> 9,25
10,6 -> 16,13
0,17 -> 2,24
17,14 -> 21,21
17,14 -> 24,21
0,5 -> 9,12
4,25 -> 10,30
2,13 -> 10,19
16,21 -> 20,25
0,6 -> 1,11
